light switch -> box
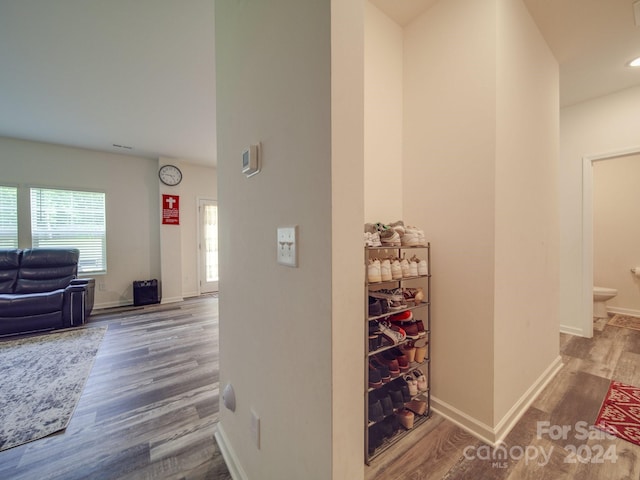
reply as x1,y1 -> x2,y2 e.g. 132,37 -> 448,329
277,226 -> 298,267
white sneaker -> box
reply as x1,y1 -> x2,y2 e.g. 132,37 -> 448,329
401,227 -> 421,246
368,259 -> 381,283
418,258 -> 428,276
380,229 -> 401,247
380,258 -> 392,281
391,258 -> 402,280
406,225 -> 427,246
400,256 -> 410,278
408,257 -> 419,277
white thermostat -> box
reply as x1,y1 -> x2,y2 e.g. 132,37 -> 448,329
242,143 -> 261,177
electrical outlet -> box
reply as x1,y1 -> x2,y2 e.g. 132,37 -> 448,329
98,282 -> 106,292
250,410 -> 260,449
277,226 -> 298,267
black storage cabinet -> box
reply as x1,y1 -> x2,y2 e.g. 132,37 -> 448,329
133,279 -> 159,306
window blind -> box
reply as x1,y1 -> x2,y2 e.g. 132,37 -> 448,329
30,188 -> 106,273
0,186 -> 18,248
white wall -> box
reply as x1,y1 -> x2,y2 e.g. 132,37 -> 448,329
215,0 -> 363,478
364,2 -> 403,222
560,85 -> 640,335
402,0 -> 560,441
403,0 -> 498,428
0,136 -> 216,308
593,154 -> 640,315
493,0 -> 559,425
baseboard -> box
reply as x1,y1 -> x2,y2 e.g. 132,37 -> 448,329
560,323 -> 585,336
608,307 -> 640,318
214,423 -> 248,480
431,397 -> 496,446
432,355 -> 564,447
492,355 -> 563,443
160,295 -> 183,304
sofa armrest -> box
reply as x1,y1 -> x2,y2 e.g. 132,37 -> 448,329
67,278 -> 95,325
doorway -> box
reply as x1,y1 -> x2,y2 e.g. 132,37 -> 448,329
582,146 -> 640,338
199,198 -> 219,293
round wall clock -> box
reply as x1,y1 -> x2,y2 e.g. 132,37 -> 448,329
159,164 -> 182,186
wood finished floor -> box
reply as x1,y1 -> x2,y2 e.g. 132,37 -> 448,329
3,301 -> 640,480
0,295 -> 231,480
367,317 -> 640,480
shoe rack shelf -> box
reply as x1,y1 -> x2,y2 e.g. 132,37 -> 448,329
365,245 -> 432,464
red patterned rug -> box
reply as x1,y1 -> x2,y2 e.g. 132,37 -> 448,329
594,380 -> 640,446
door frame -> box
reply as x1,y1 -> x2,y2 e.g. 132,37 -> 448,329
582,146 -> 640,337
197,197 -> 218,294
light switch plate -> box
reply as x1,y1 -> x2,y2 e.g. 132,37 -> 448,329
277,226 -> 298,267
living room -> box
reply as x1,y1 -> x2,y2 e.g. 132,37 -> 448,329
3,1 -> 640,479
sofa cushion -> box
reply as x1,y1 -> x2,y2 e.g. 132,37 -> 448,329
0,249 -> 21,293
0,290 -> 64,316
15,248 -> 79,294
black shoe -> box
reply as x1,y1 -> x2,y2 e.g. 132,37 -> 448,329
388,387 -> 404,409
378,392 -> 394,417
368,398 -> 384,423
368,424 -> 383,455
369,297 -> 382,317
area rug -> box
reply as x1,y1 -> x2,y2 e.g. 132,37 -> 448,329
594,380 -> 640,446
0,327 -> 106,451
608,314 -> 640,331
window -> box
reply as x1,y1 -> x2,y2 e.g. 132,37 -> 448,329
30,188 -> 106,273
0,186 -> 18,248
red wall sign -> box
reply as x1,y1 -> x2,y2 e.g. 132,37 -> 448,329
162,194 -> 180,225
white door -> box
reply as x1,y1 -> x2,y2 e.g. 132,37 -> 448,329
199,199 -> 219,293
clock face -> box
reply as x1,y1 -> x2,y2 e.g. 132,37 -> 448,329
159,165 -> 182,186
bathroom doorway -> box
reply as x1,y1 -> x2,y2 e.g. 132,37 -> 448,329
582,147 -> 640,337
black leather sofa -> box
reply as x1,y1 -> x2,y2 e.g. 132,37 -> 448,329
0,248 -> 95,337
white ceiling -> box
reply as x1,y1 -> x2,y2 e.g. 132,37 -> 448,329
1,0 -> 639,167
0,0 -> 216,166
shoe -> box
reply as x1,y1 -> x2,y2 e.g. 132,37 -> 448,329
391,258 -> 402,280
415,319 -> 427,338
364,223 -> 377,234
376,354 -> 400,378
400,255 -> 410,278
405,226 -> 426,246
389,310 -> 413,322
378,321 -> 406,345
368,259 -> 381,283
400,382 -> 411,402
401,342 -> 416,362
364,231 -> 382,247
406,395 -> 428,415
414,339 -> 428,363
404,374 -> 418,396
418,258 -> 428,276
368,424 -> 383,455
402,323 -> 421,340
397,409 -> 415,429
369,333 -> 382,352
369,363 -> 382,388
380,258 -> 392,282
380,414 -> 400,438
388,387 -> 404,409
413,369 -> 428,392
369,398 -> 384,423
370,357 -> 391,384
369,288 -> 404,302
383,348 -> 409,372
380,229 -> 401,247
369,297 -> 382,317
377,391 -> 394,417
408,257 -> 418,277
390,220 -> 405,236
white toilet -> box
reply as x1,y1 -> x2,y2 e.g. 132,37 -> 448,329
593,286 -> 618,318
